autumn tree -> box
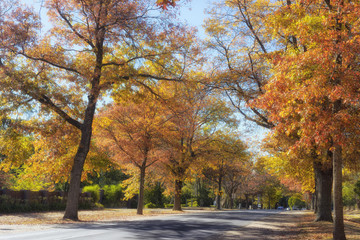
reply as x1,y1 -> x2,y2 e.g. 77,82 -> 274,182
160,81 -> 234,211
201,133 -> 248,210
204,0 -> 274,129
94,91 -> 169,215
223,159 -> 252,209
0,0 -> 195,220
255,0 -> 360,238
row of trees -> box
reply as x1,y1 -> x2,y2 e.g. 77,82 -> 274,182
0,0 -> 193,220
0,1 -> 359,239
203,0 -> 360,239
0,0 -> 260,219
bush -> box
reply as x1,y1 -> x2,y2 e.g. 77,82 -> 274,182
288,194 -> 306,210
102,184 -> 123,207
197,186 -> 213,207
0,191 -> 94,213
164,203 -> 174,208
144,182 -> 165,208
187,198 -> 198,207
145,202 -> 157,208
83,185 -> 101,203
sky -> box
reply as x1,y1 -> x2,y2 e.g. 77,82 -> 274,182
178,0 -> 211,37
21,0 -> 211,38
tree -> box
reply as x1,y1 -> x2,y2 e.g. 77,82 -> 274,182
0,0 -> 194,220
262,132 -> 331,220
201,133 -> 248,210
204,0 -> 341,223
223,160 -> 252,209
160,81 -> 234,211
255,0 -> 360,238
95,92 -> 169,215
204,0 -> 274,129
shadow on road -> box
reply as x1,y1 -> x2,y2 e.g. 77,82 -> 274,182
55,210 -> 302,240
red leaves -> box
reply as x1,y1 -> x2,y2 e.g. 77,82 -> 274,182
156,0 -> 177,10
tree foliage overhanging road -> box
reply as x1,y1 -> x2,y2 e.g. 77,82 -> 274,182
0,0 -> 359,239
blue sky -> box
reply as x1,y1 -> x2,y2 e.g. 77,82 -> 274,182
21,0 -> 211,38
179,0 -> 211,37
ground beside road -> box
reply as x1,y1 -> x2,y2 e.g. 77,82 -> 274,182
0,209 -> 360,239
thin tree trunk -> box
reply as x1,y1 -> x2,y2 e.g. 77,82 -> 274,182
173,180 -> 183,211
216,177 -> 222,210
313,182 -> 318,213
230,196 -> 234,209
245,194 -> 249,209
333,144 -> 346,240
313,161 -> 333,222
137,167 -> 146,215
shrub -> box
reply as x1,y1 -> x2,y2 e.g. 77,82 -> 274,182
102,184 -> 123,207
164,203 -> 174,208
145,202 -> 157,208
288,194 -> 306,210
83,185 -> 101,203
187,198 -> 198,207
196,186 -> 213,207
144,182 -> 165,208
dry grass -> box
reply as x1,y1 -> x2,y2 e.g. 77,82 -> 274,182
293,211 -> 360,240
345,210 -> 360,224
0,208 -> 184,225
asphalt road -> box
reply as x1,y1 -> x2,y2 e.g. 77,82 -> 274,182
0,210 -> 279,240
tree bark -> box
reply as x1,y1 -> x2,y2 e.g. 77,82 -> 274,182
137,167 -> 146,215
63,125 -> 93,220
216,177 -> 222,210
230,196 -> 234,209
173,180 -> 183,211
245,194 -> 249,209
333,144 -> 346,240
313,161 -> 333,222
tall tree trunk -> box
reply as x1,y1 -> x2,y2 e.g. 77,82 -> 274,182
63,126 -> 92,220
333,144 -> 346,240
313,183 -> 318,213
313,161 -> 333,222
216,177 -> 222,210
245,194 -> 249,209
137,167 -> 146,215
173,180 -> 183,211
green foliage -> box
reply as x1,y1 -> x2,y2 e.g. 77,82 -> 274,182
86,168 -> 128,187
83,185 -> 101,203
288,194 -> 306,210
354,180 -> 360,198
164,203 -> 174,208
196,185 -> 213,207
342,181 -> 357,207
181,185 -> 193,204
102,184 -> 124,207
144,202 -> 157,208
0,194 -> 93,213
144,182 -> 165,208
187,198 -> 198,207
